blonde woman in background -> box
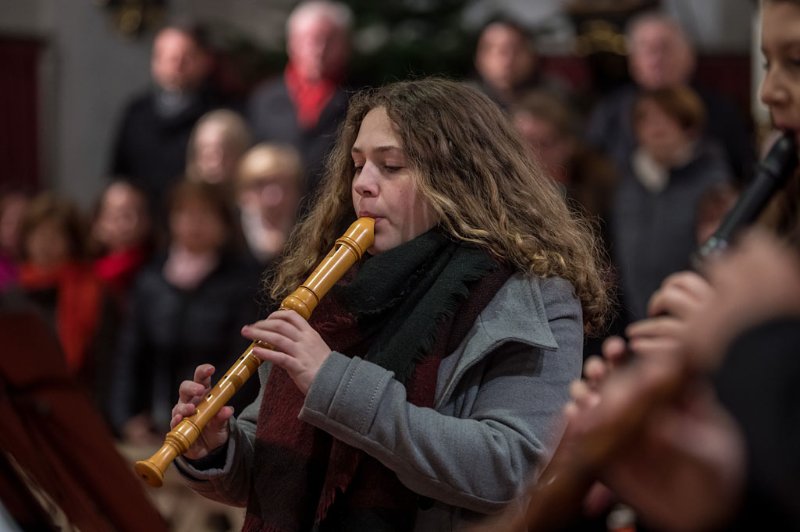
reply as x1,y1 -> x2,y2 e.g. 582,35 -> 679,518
235,143 -> 305,265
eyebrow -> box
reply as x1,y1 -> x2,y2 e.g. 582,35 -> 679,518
762,40 -> 800,54
351,145 -> 403,155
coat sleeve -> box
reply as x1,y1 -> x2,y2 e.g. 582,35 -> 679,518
298,277 -> 583,514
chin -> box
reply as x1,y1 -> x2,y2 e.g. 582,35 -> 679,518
369,236 -> 396,255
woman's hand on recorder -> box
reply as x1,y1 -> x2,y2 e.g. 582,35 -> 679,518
171,364 -> 233,460
243,309 -> 333,395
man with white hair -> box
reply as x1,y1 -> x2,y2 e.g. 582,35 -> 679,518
586,12 -> 754,184
247,0 -> 353,199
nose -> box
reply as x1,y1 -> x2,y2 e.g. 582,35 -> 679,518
352,163 -> 379,198
761,66 -> 788,108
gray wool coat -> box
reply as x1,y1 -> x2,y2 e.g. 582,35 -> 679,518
176,274 -> 583,531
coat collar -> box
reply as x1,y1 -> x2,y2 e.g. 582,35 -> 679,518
435,273 -> 559,406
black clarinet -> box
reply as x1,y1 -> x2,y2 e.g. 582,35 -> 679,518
693,132 -> 798,266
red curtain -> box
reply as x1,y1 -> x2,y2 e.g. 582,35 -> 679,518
0,37 -> 41,191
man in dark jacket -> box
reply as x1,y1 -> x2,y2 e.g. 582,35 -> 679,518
110,22 -> 222,215
586,12 -> 754,184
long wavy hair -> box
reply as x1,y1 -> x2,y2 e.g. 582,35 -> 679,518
270,78 -> 610,332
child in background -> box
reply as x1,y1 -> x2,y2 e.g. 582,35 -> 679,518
109,180 -> 260,443
17,194 -> 108,390
91,180 -> 153,309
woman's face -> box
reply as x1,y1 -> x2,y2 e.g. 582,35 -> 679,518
475,23 -> 535,92
761,1 -> 800,143
193,123 -> 238,184
634,99 -> 692,166
169,197 -> 227,254
350,107 -> 438,254
513,111 -> 575,182
94,183 -> 149,251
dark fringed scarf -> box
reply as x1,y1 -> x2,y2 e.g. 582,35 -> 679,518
242,229 -> 512,532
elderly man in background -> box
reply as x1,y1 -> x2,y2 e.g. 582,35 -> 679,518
247,0 -> 353,201
586,11 -> 754,184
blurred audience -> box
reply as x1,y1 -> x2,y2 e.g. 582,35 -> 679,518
90,179 -> 154,310
586,11 -> 754,184
108,180 -> 260,444
110,20 -> 224,216
247,0 -> 353,201
186,109 -> 253,188
0,190 -> 30,292
235,143 -> 304,266
471,17 -> 569,111
511,89 -> 617,225
612,86 -> 730,322
513,1 -> 800,525
549,228 -> 800,532
17,193 -> 111,395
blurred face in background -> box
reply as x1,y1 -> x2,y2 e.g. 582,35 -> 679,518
25,218 -> 70,269
169,196 -> 227,255
513,111 -> 575,183
192,122 -> 239,184
760,0 -> 800,144
628,20 -> 695,90
475,22 -> 536,92
239,173 -> 300,223
0,193 -> 29,257
634,98 -> 695,166
151,28 -> 211,93
288,13 -> 350,82
94,182 -> 150,252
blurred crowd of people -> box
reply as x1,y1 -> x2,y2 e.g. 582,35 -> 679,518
3,0 -> 796,530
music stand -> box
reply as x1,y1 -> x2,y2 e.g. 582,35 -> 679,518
0,309 -> 167,531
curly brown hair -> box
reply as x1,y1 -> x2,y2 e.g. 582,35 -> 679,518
270,78 -> 611,332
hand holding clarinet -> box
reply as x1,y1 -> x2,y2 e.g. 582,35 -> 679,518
514,132 -> 800,531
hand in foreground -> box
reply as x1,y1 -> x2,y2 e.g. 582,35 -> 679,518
629,230 -> 800,371
242,309 -> 332,395
626,270 -> 714,369
550,356 -> 745,532
564,336 -> 631,517
171,364 -> 233,460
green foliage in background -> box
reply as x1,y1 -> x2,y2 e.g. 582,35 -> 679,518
343,0 -> 481,86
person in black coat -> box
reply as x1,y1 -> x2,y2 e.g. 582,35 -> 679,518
107,181 -> 262,442
110,21 -> 225,217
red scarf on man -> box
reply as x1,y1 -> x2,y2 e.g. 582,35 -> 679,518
18,261 -> 104,373
284,63 -> 338,130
